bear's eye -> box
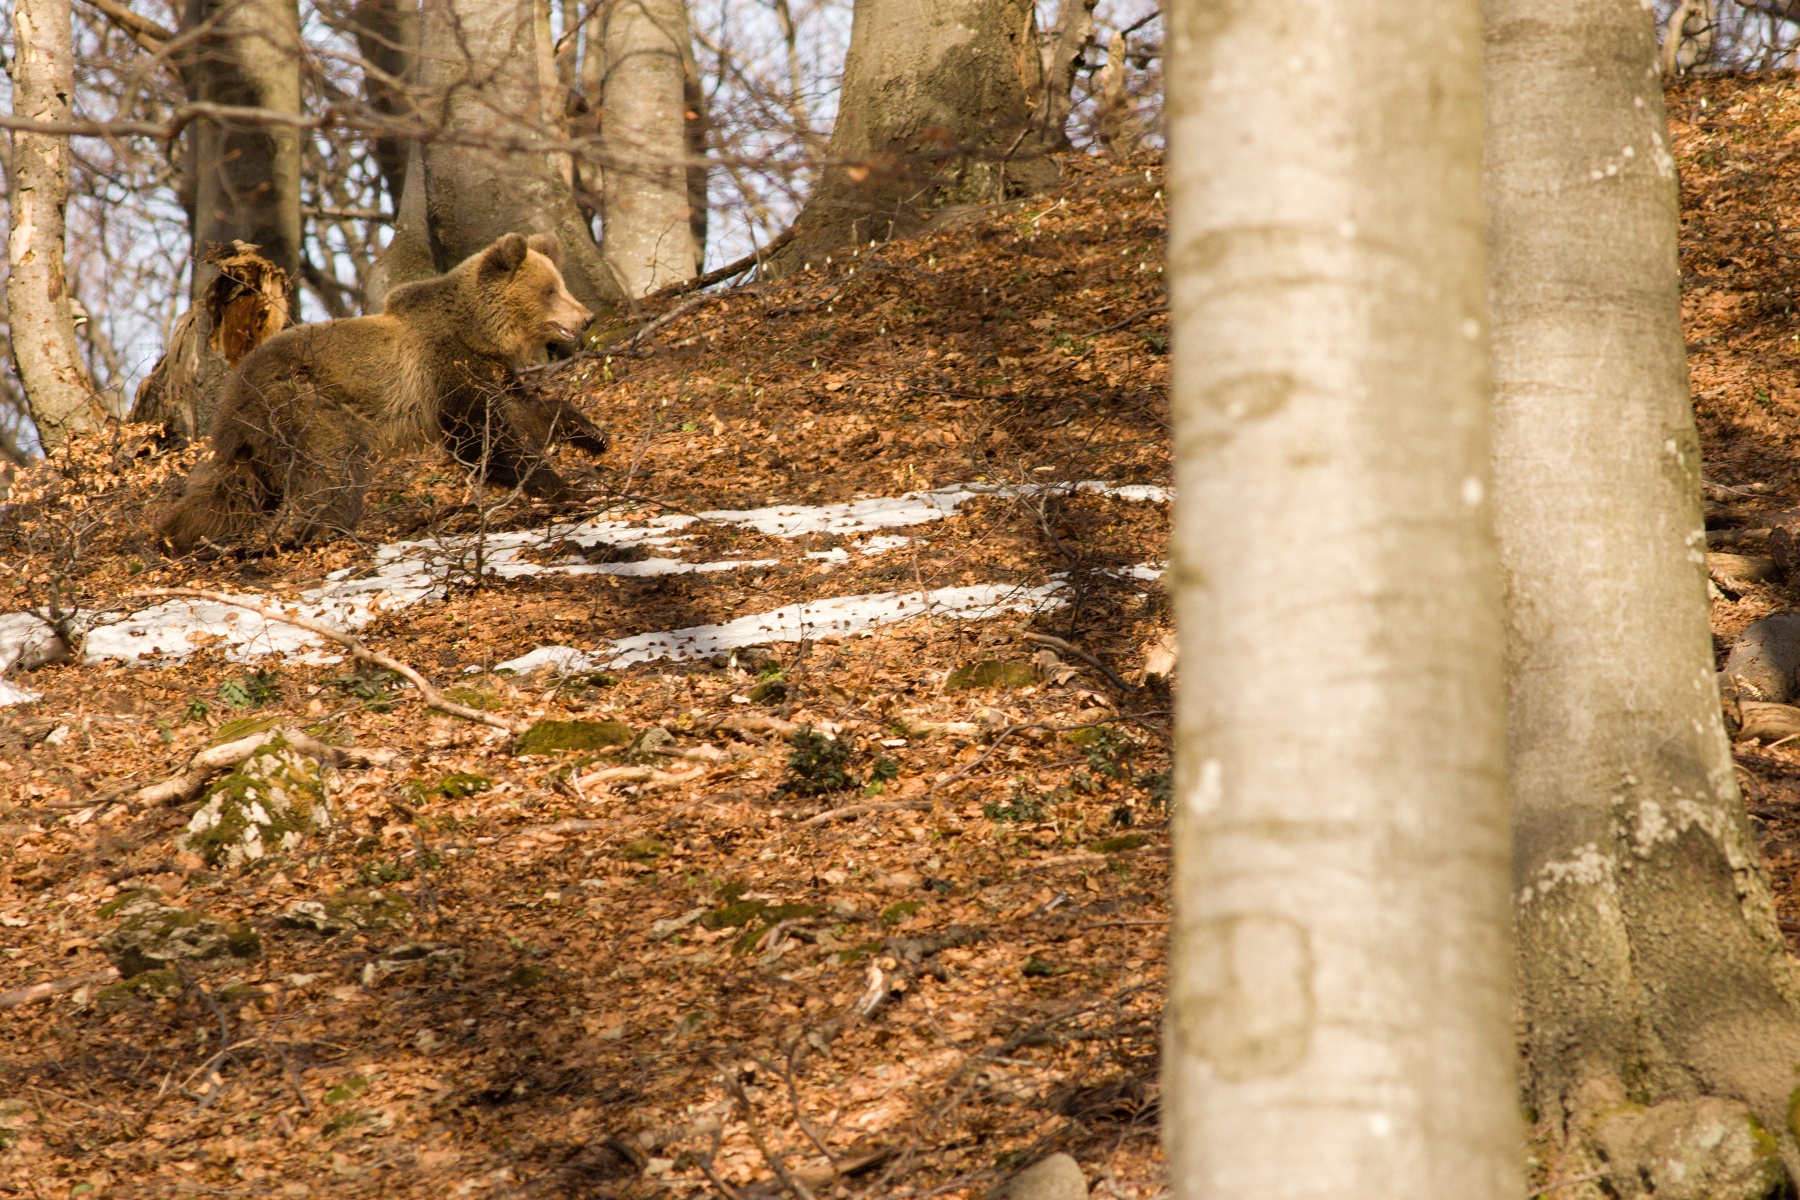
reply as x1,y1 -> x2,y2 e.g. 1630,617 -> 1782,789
543,286 -> 556,301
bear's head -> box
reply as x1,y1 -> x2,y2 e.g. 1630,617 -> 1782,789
469,232 -> 594,361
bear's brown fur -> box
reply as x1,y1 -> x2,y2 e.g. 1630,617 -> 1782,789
157,231 -> 606,555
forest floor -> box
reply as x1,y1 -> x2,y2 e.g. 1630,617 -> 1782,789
1669,72 -> 1800,938
0,155 -> 1173,1199
13,72 -> 1800,1200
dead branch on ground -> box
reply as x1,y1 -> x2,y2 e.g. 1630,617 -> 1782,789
127,588 -> 529,734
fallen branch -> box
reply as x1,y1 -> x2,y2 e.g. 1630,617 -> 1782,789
644,228 -> 796,302
1022,632 -> 1139,694
134,725 -> 394,807
576,764 -> 707,791
0,967 -> 119,1011
794,799 -> 934,830
127,589 -> 527,734
715,713 -> 800,741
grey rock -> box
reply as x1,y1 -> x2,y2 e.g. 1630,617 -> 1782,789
1724,613 -> 1800,703
279,890 -> 412,936
97,892 -> 261,979
1595,1097 -> 1788,1200
1005,1153 -> 1088,1200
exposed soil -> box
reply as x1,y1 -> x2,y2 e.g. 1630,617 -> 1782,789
0,155 -> 1173,1199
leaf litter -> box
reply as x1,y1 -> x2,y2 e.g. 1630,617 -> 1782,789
0,155 -> 1175,1199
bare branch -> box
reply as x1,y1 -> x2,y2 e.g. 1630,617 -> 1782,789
127,588 -> 529,734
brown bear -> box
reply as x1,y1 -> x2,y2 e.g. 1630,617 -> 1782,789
157,231 -> 607,555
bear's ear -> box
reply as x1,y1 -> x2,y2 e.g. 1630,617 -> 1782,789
525,233 -> 563,267
479,232 -> 530,280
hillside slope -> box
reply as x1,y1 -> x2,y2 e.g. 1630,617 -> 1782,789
0,157 -> 1173,1199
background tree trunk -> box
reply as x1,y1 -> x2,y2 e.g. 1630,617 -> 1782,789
350,0 -> 420,209
415,0 -> 621,311
6,0 -> 108,451
182,0 -> 304,296
1162,0 -> 1519,1196
768,0 -> 1057,275
1488,0 -> 1800,1187
598,0 -> 702,296
1034,0 -> 1096,154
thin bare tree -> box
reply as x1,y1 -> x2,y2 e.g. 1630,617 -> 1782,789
6,0 -> 110,450
1162,0 -> 1520,1195
598,0 -> 703,295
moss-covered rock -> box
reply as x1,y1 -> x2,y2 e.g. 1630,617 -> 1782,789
279,889 -> 413,936
96,968 -> 184,1007
178,735 -> 333,869
514,719 -> 634,755
947,660 -> 1036,690
1596,1097 -> 1788,1200
97,892 -> 261,978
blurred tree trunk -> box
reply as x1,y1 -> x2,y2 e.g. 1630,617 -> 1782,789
1034,0 -> 1096,153
414,0 -> 621,311
182,0 -> 304,296
1162,0 -> 1520,1197
6,0 -> 109,452
597,0 -> 702,296
1661,0 -> 1716,75
1489,0 -> 1800,1188
769,0 -> 1056,274
350,0 -> 420,209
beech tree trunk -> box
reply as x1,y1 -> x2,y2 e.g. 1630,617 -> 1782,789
1034,0 -> 1096,154
183,0 -> 304,296
769,0 -> 1056,274
6,0 -> 108,451
1162,1 -> 1519,1197
413,0 -> 620,311
598,0 -> 702,296
1488,0 -> 1800,1188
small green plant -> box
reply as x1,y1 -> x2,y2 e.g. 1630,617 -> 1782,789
220,668 -> 281,710
333,666 -> 403,711
781,727 -> 859,796
984,780 -> 1047,823
183,698 -> 210,723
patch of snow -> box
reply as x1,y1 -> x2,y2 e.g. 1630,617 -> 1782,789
806,549 -> 851,563
1,480 -> 1169,705
495,580 -> 1072,674
0,611 -> 69,706
0,677 -> 42,706
859,536 -> 911,557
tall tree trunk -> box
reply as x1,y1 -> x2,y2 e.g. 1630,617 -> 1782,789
598,0 -> 701,296
768,0 -> 1056,275
1034,0 -> 1096,153
6,0 -> 108,451
416,0 -> 621,311
351,0 -> 420,210
183,0 -> 304,297
1161,1 -> 1519,1197
1488,0 -> 1800,1189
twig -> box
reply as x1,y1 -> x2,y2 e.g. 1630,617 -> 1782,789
127,589 -> 526,734
1022,632 -> 1140,694
1083,302 -> 1163,338
0,968 -> 119,1011
794,800 -> 934,830
698,1126 -> 749,1200
724,1071 -> 819,1200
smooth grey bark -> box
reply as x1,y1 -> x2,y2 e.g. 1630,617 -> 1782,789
6,0 -> 108,450
1488,0 -> 1800,1181
1034,0 -> 1096,153
414,0 -> 621,311
598,0 -> 701,295
182,0 -> 304,296
769,0 -> 1056,274
1162,0 -> 1519,1196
